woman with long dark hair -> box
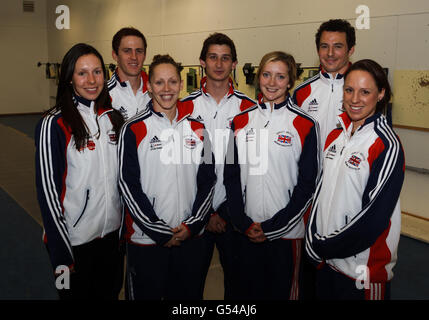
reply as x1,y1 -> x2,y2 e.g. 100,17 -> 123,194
35,43 -> 124,299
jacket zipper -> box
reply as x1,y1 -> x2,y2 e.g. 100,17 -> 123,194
73,189 -> 90,227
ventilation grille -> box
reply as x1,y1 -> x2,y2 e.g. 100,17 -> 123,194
23,1 -> 35,12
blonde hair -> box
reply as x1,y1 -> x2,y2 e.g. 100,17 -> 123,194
256,51 -> 297,93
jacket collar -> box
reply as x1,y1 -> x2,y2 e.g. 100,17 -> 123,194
73,92 -> 92,108
147,99 -> 191,124
319,62 -> 351,83
257,94 -> 290,110
200,76 -> 235,98
114,68 -> 149,93
72,92 -> 113,117
338,111 -> 383,134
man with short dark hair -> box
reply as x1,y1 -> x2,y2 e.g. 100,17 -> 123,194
181,32 -> 255,299
293,19 -> 356,300
108,27 -> 150,120
293,19 -> 356,147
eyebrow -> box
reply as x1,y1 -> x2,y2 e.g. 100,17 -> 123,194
75,66 -> 102,72
320,42 -> 345,46
344,85 -> 372,90
121,47 -> 144,50
263,71 -> 287,74
207,52 -> 232,57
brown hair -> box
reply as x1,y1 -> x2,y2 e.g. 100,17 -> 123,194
48,43 -> 123,151
315,19 -> 356,51
112,27 -> 147,54
344,59 -> 392,114
148,54 -> 182,82
199,33 -> 237,62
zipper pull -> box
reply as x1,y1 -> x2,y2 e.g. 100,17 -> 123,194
264,120 -> 270,128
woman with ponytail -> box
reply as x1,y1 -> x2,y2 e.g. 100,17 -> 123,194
118,54 -> 216,300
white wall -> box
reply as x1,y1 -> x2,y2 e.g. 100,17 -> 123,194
44,0 -> 429,62
396,128 -> 429,171
0,0 -> 49,114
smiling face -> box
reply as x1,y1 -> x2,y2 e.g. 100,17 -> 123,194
200,44 -> 237,83
112,35 -> 146,80
72,54 -> 104,101
318,31 -> 354,76
343,70 -> 385,132
148,63 -> 183,118
258,60 -> 290,106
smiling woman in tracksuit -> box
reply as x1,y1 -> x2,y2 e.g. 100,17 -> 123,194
224,51 -> 320,300
118,54 -> 216,300
35,43 -> 124,299
305,59 -> 405,300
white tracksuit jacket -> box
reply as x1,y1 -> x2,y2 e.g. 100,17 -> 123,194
108,69 -> 151,121
292,66 -> 346,149
224,97 -> 321,240
181,77 -> 255,218
306,112 -> 405,282
118,100 -> 216,245
35,95 -> 122,269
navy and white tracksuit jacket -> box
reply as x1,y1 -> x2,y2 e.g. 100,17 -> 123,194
181,77 -> 255,218
108,69 -> 151,121
292,66 -> 346,149
306,112 -> 405,283
118,100 -> 216,246
224,97 -> 321,240
35,96 -> 122,270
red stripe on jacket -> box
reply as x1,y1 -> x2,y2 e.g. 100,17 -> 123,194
293,116 -> 313,149
232,112 -> 249,136
367,221 -> 392,283
130,121 -> 147,148
295,84 -> 311,107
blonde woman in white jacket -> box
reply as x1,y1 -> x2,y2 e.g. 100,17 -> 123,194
224,51 -> 321,300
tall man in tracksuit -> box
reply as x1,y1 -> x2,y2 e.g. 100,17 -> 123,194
292,19 -> 356,299
293,19 -> 356,148
108,27 -> 151,120
106,27 -> 152,296
181,33 -> 255,299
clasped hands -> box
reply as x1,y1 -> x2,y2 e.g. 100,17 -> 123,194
206,213 -> 267,243
246,222 -> 267,243
164,223 -> 190,248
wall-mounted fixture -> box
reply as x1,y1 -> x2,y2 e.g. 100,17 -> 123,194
242,63 -> 256,85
